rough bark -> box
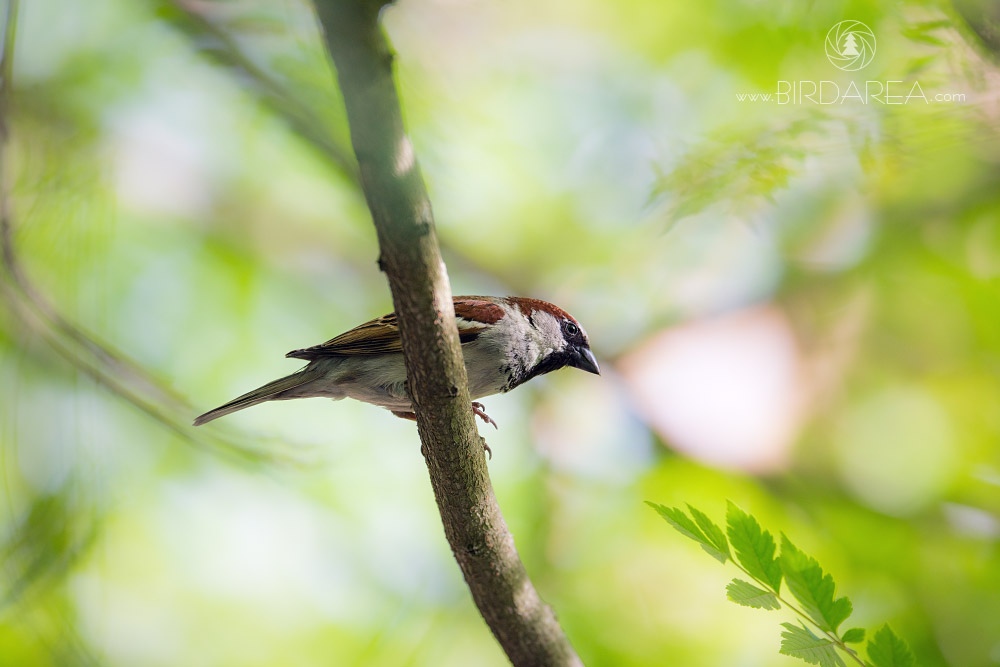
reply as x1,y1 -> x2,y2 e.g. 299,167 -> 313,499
313,1 -> 582,665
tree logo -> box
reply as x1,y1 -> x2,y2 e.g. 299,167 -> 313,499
825,20 -> 876,71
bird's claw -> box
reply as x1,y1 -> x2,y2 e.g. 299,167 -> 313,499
471,402 -> 498,430
471,402 -> 496,460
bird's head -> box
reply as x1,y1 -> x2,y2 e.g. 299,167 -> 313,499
502,297 -> 600,382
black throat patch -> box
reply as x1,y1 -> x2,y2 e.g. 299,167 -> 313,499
503,349 -> 573,393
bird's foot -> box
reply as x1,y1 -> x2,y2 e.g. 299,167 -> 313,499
482,439 -> 492,460
471,402 -> 498,430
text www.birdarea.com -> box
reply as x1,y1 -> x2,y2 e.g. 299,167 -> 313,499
737,81 -> 966,104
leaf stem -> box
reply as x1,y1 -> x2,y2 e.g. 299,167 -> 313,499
730,561 -> 866,666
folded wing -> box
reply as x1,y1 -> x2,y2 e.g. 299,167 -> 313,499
286,297 -> 505,361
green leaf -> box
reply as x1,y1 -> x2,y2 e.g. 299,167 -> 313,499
841,628 -> 865,644
687,504 -> 730,561
779,623 -> 845,667
726,501 -> 782,591
779,535 -> 853,633
647,502 -> 706,542
646,502 -> 728,564
866,625 -> 915,667
726,578 -> 780,610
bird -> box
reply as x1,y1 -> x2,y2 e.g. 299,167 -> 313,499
193,296 -> 600,432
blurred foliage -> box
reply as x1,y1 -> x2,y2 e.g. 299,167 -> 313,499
2,0 -> 1000,666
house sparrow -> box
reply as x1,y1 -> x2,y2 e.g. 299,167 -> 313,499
193,296 -> 600,431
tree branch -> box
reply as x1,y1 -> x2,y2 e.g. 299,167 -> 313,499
0,0 -> 298,467
312,1 -> 581,664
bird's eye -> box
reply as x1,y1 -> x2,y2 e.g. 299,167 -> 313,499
564,322 -> 579,336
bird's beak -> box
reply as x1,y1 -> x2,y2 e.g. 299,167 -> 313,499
571,346 -> 601,375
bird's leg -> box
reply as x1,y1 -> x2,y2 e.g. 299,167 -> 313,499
471,402 -> 498,429
392,411 -> 417,421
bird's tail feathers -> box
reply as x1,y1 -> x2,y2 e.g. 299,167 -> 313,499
193,368 -> 322,426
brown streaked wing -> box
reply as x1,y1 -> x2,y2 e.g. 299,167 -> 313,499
286,314 -> 402,359
286,298 -> 502,360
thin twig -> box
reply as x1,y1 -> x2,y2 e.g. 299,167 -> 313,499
159,0 -> 536,296
162,0 -> 360,182
0,0 -> 297,467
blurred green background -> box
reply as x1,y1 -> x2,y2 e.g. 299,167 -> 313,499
2,0 -> 999,665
